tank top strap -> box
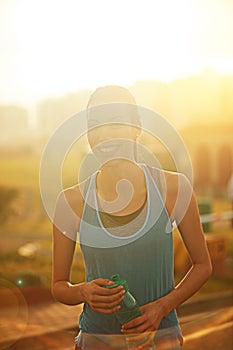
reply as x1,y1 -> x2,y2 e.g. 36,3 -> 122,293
80,164 -> 172,250
139,163 -> 172,234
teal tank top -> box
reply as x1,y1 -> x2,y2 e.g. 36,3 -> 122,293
79,164 -> 180,334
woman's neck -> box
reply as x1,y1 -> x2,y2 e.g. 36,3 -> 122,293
99,159 -> 138,178
96,160 -> 146,216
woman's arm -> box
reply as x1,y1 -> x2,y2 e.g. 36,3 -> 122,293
52,186 -> 86,305
52,225 -> 86,305
52,186 -> 125,311
122,172 -> 212,336
159,185 -> 212,314
157,172 -> 212,314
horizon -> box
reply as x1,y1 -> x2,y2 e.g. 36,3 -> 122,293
1,71 -> 233,132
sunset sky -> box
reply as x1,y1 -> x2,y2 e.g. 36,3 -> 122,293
0,0 -> 233,107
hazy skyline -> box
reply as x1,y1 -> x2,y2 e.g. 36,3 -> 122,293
0,0 -> 233,108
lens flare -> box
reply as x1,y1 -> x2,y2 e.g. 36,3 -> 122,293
0,278 -> 29,349
40,103 -> 193,248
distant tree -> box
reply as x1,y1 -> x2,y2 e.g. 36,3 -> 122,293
0,187 -> 18,222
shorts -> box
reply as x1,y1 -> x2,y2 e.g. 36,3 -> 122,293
75,326 -> 183,349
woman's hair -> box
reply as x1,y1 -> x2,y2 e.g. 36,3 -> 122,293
86,85 -> 141,128
87,85 -> 137,107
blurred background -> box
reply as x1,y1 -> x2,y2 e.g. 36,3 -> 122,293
0,0 -> 232,349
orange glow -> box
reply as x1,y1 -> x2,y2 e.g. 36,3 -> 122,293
0,0 -> 232,105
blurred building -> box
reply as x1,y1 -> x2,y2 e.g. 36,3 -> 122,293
0,105 -> 29,145
129,80 -> 171,120
170,71 -> 227,128
129,73 -> 233,197
181,123 -> 233,197
130,72 -> 233,129
37,90 -> 91,138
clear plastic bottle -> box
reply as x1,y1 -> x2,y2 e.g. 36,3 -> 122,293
107,274 -> 155,349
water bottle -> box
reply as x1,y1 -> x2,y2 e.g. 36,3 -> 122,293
106,274 -> 155,349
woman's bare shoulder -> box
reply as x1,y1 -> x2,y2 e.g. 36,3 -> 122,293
61,177 -> 91,216
148,167 -> 179,190
149,167 -> 192,204
158,168 -> 189,189
162,169 -> 179,187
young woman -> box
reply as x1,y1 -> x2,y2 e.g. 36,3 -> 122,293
52,86 -> 212,349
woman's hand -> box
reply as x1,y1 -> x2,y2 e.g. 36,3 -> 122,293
81,278 -> 125,314
121,300 -> 165,349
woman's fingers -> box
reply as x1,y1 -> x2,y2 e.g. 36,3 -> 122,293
91,296 -> 125,308
121,315 -> 145,332
85,279 -> 126,313
123,320 -> 155,334
137,332 -> 156,349
91,304 -> 122,314
91,289 -> 125,302
93,284 -> 124,296
126,331 -> 155,349
94,278 -> 115,286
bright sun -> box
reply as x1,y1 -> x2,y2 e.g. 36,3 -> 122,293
0,0 -> 233,105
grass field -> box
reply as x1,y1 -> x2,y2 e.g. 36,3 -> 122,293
0,151 -> 86,288
0,153 -> 41,188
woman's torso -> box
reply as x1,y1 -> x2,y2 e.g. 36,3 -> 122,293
78,163 -> 180,335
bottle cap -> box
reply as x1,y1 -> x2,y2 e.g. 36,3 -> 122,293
111,274 -> 128,291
